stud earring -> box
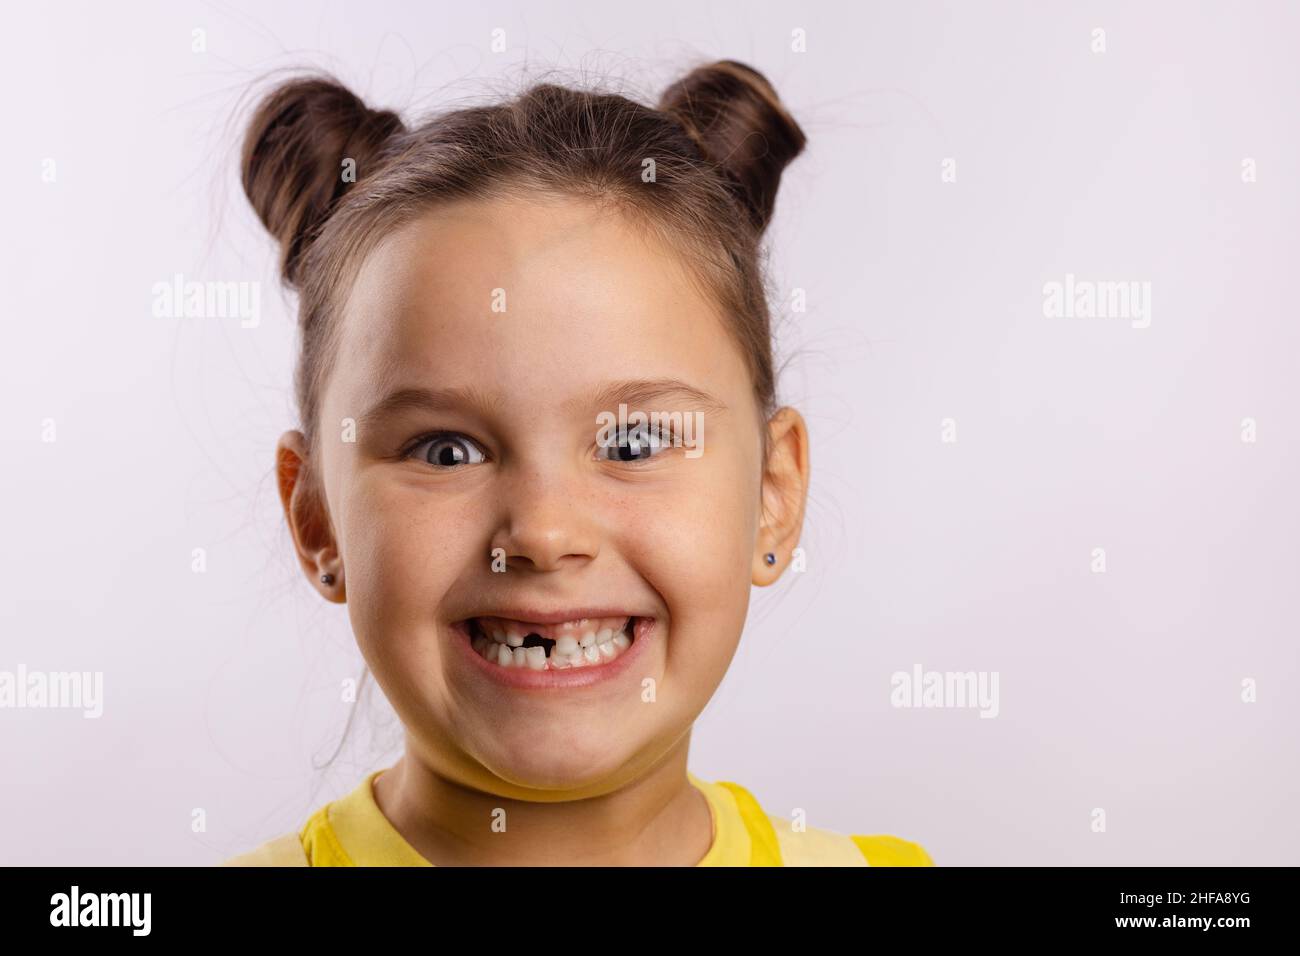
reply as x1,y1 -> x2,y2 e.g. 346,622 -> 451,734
320,573 -> 335,586
764,552 -> 776,566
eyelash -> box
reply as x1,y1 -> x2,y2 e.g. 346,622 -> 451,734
402,431 -> 486,468
401,424 -> 683,468
597,422 -> 681,462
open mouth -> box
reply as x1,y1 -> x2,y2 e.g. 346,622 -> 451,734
464,615 -> 638,670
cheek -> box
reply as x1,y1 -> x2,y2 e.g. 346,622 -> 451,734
340,476 -> 482,633
618,456 -> 759,652
635,486 -> 752,580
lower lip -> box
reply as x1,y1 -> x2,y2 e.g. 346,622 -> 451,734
450,617 -> 655,690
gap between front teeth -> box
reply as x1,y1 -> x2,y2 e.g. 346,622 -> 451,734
469,617 -> 634,670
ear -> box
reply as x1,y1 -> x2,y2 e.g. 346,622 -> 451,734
276,430 -> 345,602
752,407 -> 810,585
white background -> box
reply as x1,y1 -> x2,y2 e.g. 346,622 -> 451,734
1,0 -> 1296,864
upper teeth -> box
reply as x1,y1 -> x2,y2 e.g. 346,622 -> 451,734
469,616 -> 634,670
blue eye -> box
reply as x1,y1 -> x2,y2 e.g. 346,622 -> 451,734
600,423 -> 674,462
408,434 -> 486,468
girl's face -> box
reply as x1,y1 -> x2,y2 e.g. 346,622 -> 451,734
291,193 -> 806,799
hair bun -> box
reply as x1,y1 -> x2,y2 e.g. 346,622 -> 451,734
658,60 -> 806,233
241,76 -> 405,287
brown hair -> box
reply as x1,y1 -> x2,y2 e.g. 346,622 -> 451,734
241,60 -> 806,462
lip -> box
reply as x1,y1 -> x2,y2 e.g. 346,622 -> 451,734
460,608 -> 642,626
450,614 -> 655,690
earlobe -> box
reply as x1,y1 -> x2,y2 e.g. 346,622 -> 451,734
752,548 -> 782,586
318,567 -> 346,602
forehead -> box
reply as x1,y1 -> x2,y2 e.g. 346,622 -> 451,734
332,193 -> 746,402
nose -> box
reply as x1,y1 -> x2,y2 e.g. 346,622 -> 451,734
488,464 -> 600,573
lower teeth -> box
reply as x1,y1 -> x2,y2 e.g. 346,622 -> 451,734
469,620 -> 636,670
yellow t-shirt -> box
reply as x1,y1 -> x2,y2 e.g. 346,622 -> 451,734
220,767 -> 934,867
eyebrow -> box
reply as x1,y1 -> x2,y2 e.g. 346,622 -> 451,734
359,378 -> 728,429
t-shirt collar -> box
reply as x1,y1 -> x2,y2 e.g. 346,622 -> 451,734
326,766 -> 752,866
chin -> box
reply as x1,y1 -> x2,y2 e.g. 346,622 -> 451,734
472,738 -> 643,794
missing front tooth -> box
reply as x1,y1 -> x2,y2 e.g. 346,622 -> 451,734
467,617 -> 638,661
520,633 -> 556,657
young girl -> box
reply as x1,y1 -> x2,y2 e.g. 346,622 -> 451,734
221,59 -> 932,867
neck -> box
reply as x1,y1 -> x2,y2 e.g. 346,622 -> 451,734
372,735 -> 714,866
